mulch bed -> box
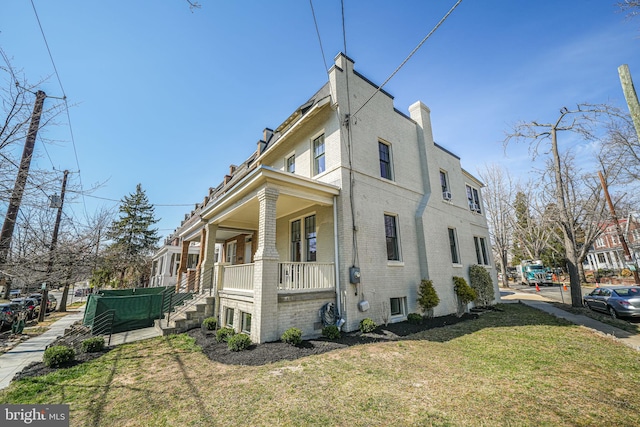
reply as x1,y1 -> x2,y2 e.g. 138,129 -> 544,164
11,311 -> 486,382
188,312 -> 479,366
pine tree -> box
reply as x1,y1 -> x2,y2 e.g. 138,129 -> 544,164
104,184 -> 160,287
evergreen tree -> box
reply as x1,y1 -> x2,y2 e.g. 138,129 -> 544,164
105,184 -> 160,287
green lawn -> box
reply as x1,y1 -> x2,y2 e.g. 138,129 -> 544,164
1,303 -> 639,426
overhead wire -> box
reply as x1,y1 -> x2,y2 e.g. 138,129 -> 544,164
30,0 -> 89,220
351,0 -> 463,120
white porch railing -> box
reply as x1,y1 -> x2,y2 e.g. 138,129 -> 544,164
278,262 -> 335,291
221,263 -> 254,292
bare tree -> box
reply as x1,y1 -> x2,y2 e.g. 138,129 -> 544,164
505,104 -> 623,306
478,164 -> 515,288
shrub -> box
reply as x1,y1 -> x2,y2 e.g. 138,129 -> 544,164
202,317 -> 218,331
227,333 -> 252,351
322,325 -> 341,340
359,318 -> 377,333
215,327 -> 236,343
81,336 -> 105,353
453,276 -> 476,305
407,313 -> 423,324
621,268 -> 632,278
281,327 -> 303,346
468,265 -> 495,306
43,345 -> 76,368
417,279 -> 440,317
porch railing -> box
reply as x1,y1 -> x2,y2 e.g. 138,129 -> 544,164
221,263 -> 254,292
278,262 -> 334,291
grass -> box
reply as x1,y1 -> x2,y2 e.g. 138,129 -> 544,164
551,301 -> 640,334
1,303 -> 640,426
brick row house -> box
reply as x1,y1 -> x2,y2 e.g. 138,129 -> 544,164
150,54 -> 499,343
584,214 -> 640,271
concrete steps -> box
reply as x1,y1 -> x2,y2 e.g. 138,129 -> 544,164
154,295 -> 215,336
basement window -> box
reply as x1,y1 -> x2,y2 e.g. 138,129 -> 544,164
241,312 -> 252,334
390,297 -> 406,317
225,307 -> 235,328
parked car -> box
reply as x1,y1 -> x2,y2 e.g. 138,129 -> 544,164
28,293 -> 57,312
0,303 -> 19,329
583,286 -> 640,319
10,297 -> 39,320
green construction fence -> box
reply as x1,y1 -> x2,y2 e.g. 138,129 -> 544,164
83,286 -> 173,334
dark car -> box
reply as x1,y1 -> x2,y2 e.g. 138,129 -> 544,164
29,293 -> 56,312
583,286 -> 640,319
0,303 -> 18,329
10,297 -> 40,320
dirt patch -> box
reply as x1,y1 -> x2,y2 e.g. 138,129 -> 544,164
188,312 -> 479,366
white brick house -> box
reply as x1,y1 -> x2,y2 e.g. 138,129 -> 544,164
153,53 -> 498,343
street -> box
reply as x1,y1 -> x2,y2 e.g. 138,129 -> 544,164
501,282 -> 594,305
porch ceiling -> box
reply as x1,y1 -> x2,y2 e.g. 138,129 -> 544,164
202,166 -> 339,230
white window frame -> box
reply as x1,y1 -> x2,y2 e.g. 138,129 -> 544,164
312,134 -> 326,176
286,153 -> 295,174
389,297 -> 407,317
378,140 -> 393,181
226,241 -> 237,265
225,307 -> 235,328
384,213 -> 402,262
241,311 -> 252,334
290,213 -> 317,262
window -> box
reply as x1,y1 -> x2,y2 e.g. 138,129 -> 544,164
440,171 -> 449,193
291,214 -> 316,262
384,214 -> 400,261
226,241 -> 237,264
474,236 -> 489,265
225,307 -> 235,327
187,253 -> 199,269
286,154 -> 295,174
466,185 -> 481,213
390,297 -> 406,316
448,228 -> 460,264
313,134 -> 325,175
379,141 -> 393,180
305,215 -> 317,262
597,253 -> 606,263
241,311 -> 252,333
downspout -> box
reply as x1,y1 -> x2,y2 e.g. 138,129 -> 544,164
333,196 -> 343,323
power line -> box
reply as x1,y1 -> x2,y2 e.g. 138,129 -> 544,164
30,0 -> 89,221
351,0 -> 463,119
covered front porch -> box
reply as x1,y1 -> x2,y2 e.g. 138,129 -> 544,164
181,166 -> 341,343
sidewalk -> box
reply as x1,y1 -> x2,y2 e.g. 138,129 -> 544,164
501,290 -> 640,352
0,308 -> 161,390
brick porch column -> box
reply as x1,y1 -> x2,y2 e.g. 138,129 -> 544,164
201,223 -> 218,294
252,186 -> 279,343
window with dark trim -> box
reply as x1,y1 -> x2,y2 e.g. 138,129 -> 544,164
286,154 -> 295,173
379,141 -> 393,180
466,184 -> 481,213
313,135 -> 325,175
291,220 -> 301,262
305,215 -> 317,262
474,236 -> 489,265
448,228 -> 460,264
385,214 -> 400,261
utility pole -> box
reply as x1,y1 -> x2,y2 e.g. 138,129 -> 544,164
618,64 -> 640,142
0,90 -> 46,299
598,171 -> 640,285
39,170 -> 68,321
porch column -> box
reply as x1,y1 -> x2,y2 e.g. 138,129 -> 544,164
176,241 -> 189,292
201,223 -> 218,294
253,186 -> 279,344
194,229 -> 206,293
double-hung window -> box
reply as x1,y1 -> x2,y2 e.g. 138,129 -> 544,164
466,184 -> 481,213
448,228 -> 460,264
291,214 -> 317,262
313,135 -> 325,175
286,154 -> 295,174
384,214 -> 400,261
474,236 -> 489,265
441,171 -> 451,200
379,141 -> 393,180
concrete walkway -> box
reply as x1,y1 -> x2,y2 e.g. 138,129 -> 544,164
0,309 -> 161,390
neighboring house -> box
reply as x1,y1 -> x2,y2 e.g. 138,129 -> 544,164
152,53 -> 498,344
584,213 -> 640,271
150,235 -> 203,289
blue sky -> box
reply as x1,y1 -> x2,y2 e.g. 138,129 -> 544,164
1,0 -> 639,240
